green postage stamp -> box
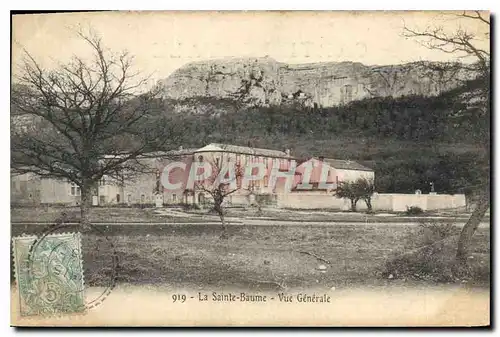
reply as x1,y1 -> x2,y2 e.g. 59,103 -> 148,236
12,233 -> 85,316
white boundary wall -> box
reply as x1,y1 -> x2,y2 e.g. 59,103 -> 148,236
277,192 -> 467,211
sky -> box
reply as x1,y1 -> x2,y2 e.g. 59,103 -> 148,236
12,11 -> 490,85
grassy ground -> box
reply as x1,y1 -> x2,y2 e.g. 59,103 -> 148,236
11,222 -> 490,291
11,206 -> 484,224
224,207 -> 484,223
10,206 -> 198,223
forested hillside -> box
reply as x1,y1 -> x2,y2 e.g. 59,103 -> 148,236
165,79 -> 489,195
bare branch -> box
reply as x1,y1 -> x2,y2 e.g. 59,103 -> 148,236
11,28 -> 176,194
459,11 -> 490,25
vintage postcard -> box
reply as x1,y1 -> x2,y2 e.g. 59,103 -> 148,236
10,10 -> 490,327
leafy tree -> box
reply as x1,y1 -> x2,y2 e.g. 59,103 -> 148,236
356,178 -> 376,212
335,181 -> 361,212
334,178 -> 376,212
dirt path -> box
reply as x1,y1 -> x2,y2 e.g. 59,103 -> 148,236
11,220 -> 491,226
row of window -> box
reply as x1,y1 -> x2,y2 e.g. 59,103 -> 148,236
69,176 -> 275,199
198,155 -> 292,168
70,182 -> 151,202
69,180 -> 106,196
70,189 -> 157,204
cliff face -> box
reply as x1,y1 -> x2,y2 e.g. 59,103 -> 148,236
160,57 -> 473,108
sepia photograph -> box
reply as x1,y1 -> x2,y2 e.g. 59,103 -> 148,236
9,10 -> 490,327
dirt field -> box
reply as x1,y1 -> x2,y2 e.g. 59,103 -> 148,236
11,222 -> 490,290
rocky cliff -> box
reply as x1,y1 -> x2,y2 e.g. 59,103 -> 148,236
159,57 -> 473,108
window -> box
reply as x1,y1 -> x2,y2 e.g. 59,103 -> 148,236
99,178 -> 106,186
140,194 -> 145,203
99,196 -> 106,205
215,158 -> 220,167
264,175 -> 269,187
127,194 -> 132,203
70,183 -> 81,196
172,194 -> 177,202
198,155 -> 204,162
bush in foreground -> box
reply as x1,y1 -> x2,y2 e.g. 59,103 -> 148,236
405,206 -> 424,216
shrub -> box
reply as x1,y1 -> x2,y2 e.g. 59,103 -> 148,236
405,205 -> 424,215
129,203 -> 155,209
255,194 -> 275,205
94,203 -> 132,208
416,221 -> 455,246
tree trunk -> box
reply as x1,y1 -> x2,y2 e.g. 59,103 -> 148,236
213,197 -> 228,239
219,213 -> 228,240
80,181 -> 92,230
350,199 -> 357,212
365,197 -> 373,212
456,190 -> 490,262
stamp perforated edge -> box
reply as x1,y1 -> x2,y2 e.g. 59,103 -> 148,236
12,232 -> 87,319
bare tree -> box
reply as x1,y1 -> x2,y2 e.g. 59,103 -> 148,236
403,11 -> 490,269
194,154 -> 244,239
11,29 -> 178,227
403,12 -> 489,73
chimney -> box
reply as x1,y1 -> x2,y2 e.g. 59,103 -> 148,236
319,156 -> 324,162
285,149 -> 291,157
179,146 -> 183,151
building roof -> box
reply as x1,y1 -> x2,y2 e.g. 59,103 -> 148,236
195,143 -> 290,158
140,148 -> 198,158
321,158 -> 374,172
